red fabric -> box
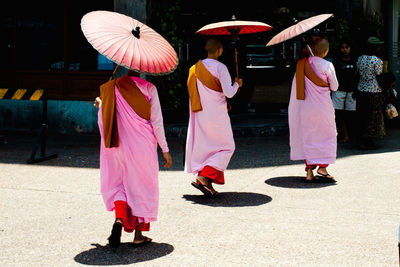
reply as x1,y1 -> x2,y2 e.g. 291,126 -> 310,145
304,160 -> 329,171
197,25 -> 272,36
198,165 -> 225,185
114,201 -> 150,232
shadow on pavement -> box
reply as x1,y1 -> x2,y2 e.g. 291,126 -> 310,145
74,242 -> 174,265
182,192 -> 272,207
265,176 -> 337,189
1,128 -> 399,169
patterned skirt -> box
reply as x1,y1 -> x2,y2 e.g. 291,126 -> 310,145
356,91 -> 386,139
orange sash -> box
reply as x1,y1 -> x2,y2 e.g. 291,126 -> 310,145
295,58 -> 329,100
100,75 -> 151,148
187,60 -> 223,112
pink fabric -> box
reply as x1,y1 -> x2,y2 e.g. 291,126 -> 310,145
81,11 -> 178,75
266,14 -> 333,46
185,58 -> 239,174
98,76 -> 168,222
288,56 -> 339,165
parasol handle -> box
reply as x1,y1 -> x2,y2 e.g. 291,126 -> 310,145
234,47 -> 239,78
307,44 -> 314,57
109,65 -> 120,81
301,35 -> 314,57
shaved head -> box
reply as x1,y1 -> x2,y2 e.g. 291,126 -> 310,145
205,38 -> 223,54
311,38 -> 329,57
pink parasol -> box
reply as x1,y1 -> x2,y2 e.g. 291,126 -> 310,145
266,14 -> 333,51
196,15 -> 273,77
81,10 -> 178,76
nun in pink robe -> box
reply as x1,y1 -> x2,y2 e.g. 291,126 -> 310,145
97,75 -> 170,236
184,58 -> 239,186
288,56 -> 339,171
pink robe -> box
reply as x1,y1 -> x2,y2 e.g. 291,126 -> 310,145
98,76 -> 168,223
288,56 -> 339,164
185,58 -> 239,174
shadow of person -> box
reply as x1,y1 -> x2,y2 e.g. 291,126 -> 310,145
265,176 -> 337,189
182,192 -> 272,207
74,242 -> 174,265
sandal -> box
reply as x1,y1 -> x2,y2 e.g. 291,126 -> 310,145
304,177 -> 318,183
108,222 -> 123,248
132,236 -> 152,247
191,181 -> 214,196
316,172 -> 336,183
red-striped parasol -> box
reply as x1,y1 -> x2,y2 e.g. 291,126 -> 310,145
196,15 -> 273,77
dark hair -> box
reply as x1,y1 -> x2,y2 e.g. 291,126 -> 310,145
205,38 -> 223,53
363,37 -> 384,56
338,39 -> 352,49
311,38 -> 329,57
365,43 -> 376,55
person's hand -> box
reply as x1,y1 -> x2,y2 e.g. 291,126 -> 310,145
94,97 -> 102,108
235,78 -> 243,87
162,152 -> 172,168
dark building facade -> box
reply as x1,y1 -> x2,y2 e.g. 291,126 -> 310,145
0,0 -> 398,133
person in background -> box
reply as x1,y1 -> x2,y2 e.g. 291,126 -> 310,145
355,36 -> 385,149
378,71 -> 399,127
332,40 -> 357,143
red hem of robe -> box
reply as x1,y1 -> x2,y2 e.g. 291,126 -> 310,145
114,201 -> 150,232
198,165 -> 225,185
304,160 -> 329,171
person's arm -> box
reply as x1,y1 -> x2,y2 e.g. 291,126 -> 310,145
327,63 -> 339,92
149,84 -> 168,153
218,64 -> 240,98
148,84 -> 172,168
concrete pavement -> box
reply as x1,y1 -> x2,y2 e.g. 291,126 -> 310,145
0,124 -> 400,266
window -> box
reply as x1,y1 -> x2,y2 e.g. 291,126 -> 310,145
0,0 -> 114,71
66,0 -> 114,72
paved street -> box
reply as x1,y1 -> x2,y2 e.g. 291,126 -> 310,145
0,124 -> 400,266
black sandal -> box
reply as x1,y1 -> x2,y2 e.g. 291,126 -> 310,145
108,222 -> 123,248
316,172 -> 336,183
191,181 -> 214,196
132,237 -> 152,247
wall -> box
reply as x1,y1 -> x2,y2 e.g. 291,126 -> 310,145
0,0 -> 148,134
0,99 -> 99,134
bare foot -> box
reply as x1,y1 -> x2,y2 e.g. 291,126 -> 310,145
205,182 -> 218,195
305,169 -> 314,181
133,230 -> 152,245
196,176 -> 218,195
316,167 -> 335,180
